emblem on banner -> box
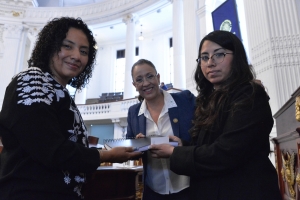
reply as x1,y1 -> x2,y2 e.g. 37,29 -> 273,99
220,19 -> 232,32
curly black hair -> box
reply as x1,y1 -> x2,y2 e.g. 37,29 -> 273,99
28,17 -> 97,90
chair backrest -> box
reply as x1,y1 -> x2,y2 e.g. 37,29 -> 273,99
114,96 -> 121,101
102,93 -> 108,96
88,136 -> 99,147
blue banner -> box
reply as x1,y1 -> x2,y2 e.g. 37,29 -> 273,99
212,0 -> 242,41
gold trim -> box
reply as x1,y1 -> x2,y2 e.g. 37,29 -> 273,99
296,96 -> 300,122
11,11 -> 20,17
282,152 -> 296,198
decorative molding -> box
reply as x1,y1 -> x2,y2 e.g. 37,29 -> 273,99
0,5 -> 25,18
0,0 -> 34,8
122,13 -> 138,24
196,5 -> 209,17
252,34 -> 300,75
251,34 -> 300,108
24,0 -> 151,24
27,26 -> 40,41
3,24 -> 23,39
0,0 -> 164,26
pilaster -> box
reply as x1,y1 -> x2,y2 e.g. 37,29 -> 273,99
122,13 -> 138,99
244,0 -> 300,113
170,0 -> 186,90
183,0 -> 198,94
0,23 -> 24,108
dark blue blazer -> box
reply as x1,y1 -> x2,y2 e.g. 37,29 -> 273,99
126,90 -> 195,141
126,90 -> 196,180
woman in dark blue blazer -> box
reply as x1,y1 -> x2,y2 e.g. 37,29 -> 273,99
126,59 -> 195,200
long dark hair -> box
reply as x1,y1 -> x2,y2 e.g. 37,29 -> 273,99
131,59 -> 157,102
191,30 -> 256,140
28,17 -> 97,90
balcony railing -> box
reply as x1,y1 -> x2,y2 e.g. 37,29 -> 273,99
77,98 -> 140,121
77,88 -> 181,122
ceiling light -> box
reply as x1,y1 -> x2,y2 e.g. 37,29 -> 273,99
138,24 -> 144,41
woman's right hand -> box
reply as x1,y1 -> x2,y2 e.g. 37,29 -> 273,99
100,147 -> 142,163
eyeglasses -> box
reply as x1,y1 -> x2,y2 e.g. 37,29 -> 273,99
196,52 -> 233,65
134,74 -> 157,85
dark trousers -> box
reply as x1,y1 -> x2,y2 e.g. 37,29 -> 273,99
142,184 -> 190,200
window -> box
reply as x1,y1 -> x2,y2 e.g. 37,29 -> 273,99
115,47 -> 139,92
169,38 -> 174,84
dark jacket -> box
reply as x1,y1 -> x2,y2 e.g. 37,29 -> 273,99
170,84 -> 281,200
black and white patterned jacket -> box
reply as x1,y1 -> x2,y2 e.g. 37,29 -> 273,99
0,67 -> 100,199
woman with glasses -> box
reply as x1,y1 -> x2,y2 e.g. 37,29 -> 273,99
126,59 -> 196,200
149,30 -> 281,199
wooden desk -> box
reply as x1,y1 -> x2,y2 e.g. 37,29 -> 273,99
83,166 -> 143,200
272,86 -> 300,199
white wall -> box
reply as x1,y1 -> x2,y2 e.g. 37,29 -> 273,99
85,29 -> 173,99
86,45 -> 117,99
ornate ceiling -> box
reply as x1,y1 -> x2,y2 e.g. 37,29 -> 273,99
0,0 -> 172,42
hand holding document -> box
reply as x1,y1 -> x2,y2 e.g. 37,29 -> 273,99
148,136 -> 181,158
104,136 -> 178,152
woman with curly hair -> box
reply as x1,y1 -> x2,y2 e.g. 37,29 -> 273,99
0,17 -> 141,199
149,30 -> 281,199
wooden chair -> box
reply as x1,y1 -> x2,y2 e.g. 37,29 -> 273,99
88,136 -> 99,148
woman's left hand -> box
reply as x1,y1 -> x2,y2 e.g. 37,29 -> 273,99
149,144 -> 174,158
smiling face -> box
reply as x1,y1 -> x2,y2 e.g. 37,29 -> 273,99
200,40 -> 233,89
50,27 -> 89,87
132,63 -> 161,101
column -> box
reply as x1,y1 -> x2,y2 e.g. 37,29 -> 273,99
170,0 -> 186,90
75,87 -> 87,104
0,25 -> 4,56
122,13 -> 138,99
27,26 -> 40,60
182,0 -> 199,94
0,24 -> 24,109
196,0 -> 213,39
